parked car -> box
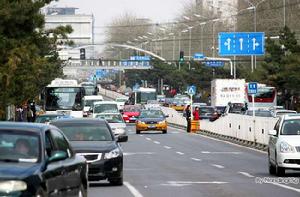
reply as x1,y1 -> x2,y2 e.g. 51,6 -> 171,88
0,122 -> 88,196
199,106 -> 219,121
122,104 -> 143,123
245,109 -> 273,117
268,114 -> 300,176
136,109 -> 168,134
35,114 -> 73,124
51,118 -> 127,185
271,109 -> 297,118
96,113 -> 128,138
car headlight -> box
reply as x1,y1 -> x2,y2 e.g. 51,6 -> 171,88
280,141 -> 295,153
104,148 -> 121,159
159,120 -> 166,124
137,120 -> 145,124
0,181 -> 27,193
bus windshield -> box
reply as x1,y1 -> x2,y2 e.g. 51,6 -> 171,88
45,87 -> 84,111
137,92 -> 156,104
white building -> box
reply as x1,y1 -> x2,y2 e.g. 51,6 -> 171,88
44,7 -> 95,59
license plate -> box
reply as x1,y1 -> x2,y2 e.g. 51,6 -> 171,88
148,125 -> 156,128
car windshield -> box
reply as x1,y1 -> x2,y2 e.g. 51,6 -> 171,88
96,114 -> 124,123
246,110 -> 273,117
140,110 -> 165,118
56,124 -> 113,141
124,106 -> 140,112
0,130 -> 40,163
147,100 -> 159,104
94,104 -> 119,113
276,111 -> 296,116
84,99 -> 102,107
281,120 -> 300,135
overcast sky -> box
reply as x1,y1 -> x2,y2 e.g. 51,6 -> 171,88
51,0 -> 188,26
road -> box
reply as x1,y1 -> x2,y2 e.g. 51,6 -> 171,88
89,124 -> 300,197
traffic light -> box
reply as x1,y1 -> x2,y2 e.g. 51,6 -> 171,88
179,51 -> 184,62
80,48 -> 86,60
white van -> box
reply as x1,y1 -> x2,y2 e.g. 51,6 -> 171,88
83,95 -> 104,117
93,101 -> 119,118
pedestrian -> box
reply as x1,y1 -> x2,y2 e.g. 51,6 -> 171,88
26,105 -> 34,122
185,105 -> 191,133
193,106 -> 200,121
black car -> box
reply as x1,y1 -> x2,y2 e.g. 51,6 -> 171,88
51,118 -> 127,185
0,122 -> 88,197
199,106 -> 219,121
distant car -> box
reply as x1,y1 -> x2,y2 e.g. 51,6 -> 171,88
115,97 -> 128,111
83,95 -> 104,117
156,95 -> 166,103
96,113 -> 128,138
80,82 -> 98,96
199,106 -> 219,121
145,100 -> 161,109
93,101 -> 119,118
245,109 -> 273,117
271,110 -> 297,118
35,114 -> 73,124
51,118 -> 127,185
268,114 -> 300,176
162,98 -> 174,107
136,109 -> 168,134
122,105 -> 143,123
0,122 -> 88,196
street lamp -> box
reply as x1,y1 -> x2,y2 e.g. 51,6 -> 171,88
198,22 -> 206,53
212,18 -> 220,57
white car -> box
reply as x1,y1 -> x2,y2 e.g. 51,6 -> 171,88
93,101 -> 119,118
83,95 -> 104,117
268,114 -> 300,176
95,113 -> 127,138
115,97 -> 128,111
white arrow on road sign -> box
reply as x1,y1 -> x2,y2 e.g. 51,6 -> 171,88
224,38 -> 231,51
252,38 -> 260,50
239,38 -> 243,50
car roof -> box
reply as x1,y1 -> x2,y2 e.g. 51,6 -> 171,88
94,101 -> 118,105
282,114 -> 300,120
37,114 -> 65,117
51,118 -> 107,124
0,122 -> 53,133
84,95 -> 103,100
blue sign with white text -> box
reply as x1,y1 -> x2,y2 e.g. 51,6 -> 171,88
248,82 -> 258,94
194,53 -> 205,59
130,56 -> 151,61
204,61 -> 225,67
218,32 -> 265,56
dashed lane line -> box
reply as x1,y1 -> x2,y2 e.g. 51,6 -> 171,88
191,157 -> 202,161
211,164 -> 225,169
164,146 -> 172,149
176,151 -> 185,155
124,182 -> 144,197
238,171 -> 255,178
153,141 -> 161,144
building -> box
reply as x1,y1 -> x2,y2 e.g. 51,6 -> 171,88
44,7 -> 95,59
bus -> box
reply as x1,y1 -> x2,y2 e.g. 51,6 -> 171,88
128,87 -> 157,105
245,83 -> 277,109
43,79 -> 85,117
80,82 -> 98,96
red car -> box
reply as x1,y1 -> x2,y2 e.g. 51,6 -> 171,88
122,105 -> 143,123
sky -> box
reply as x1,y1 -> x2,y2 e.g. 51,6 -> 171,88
51,0 -> 188,26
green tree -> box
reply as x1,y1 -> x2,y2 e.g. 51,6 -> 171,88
0,0 -> 73,119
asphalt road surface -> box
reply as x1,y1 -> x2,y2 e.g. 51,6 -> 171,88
88,124 -> 300,197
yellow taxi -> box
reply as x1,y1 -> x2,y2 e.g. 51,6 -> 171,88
136,109 -> 168,134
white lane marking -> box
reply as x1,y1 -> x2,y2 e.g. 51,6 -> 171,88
153,141 -> 161,144
161,181 -> 228,187
164,146 -> 172,149
211,164 -> 225,169
191,157 -> 202,161
145,137 -> 152,141
176,151 -> 185,155
269,182 -> 300,193
124,152 -> 155,156
201,151 -> 241,154
124,182 -> 144,197
238,171 -> 254,178
139,135 -> 144,137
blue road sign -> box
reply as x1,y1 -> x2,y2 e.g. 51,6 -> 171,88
187,85 -> 196,95
248,82 -> 258,94
95,69 -> 104,78
130,56 -> 151,61
204,61 -> 225,67
218,32 -> 265,56
194,53 -> 205,59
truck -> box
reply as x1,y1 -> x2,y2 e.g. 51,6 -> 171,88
211,79 -> 246,107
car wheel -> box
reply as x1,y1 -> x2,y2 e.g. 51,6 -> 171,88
136,130 -> 140,134
275,152 -> 285,176
109,176 -> 123,186
162,130 -> 167,134
268,155 -> 276,175
35,187 -> 46,197
78,184 -> 87,197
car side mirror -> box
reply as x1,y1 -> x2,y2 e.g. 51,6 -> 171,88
47,151 -> 68,164
117,135 -> 128,143
268,129 -> 277,136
